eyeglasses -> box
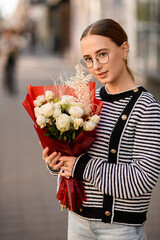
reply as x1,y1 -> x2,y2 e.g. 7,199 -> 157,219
80,51 -> 110,69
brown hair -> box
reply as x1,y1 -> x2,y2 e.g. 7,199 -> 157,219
81,19 -> 134,80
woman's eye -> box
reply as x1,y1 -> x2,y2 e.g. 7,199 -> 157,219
98,52 -> 108,58
84,57 -> 92,63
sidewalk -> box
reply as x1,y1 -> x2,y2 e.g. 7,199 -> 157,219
0,54 -> 74,240
0,54 -> 160,240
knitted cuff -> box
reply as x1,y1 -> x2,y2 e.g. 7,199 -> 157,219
72,153 -> 91,180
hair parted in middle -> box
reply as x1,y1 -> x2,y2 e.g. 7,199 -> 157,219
80,19 -> 128,47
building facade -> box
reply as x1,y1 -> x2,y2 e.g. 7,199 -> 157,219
9,0 -> 160,82
69,0 -> 160,82
137,0 -> 160,82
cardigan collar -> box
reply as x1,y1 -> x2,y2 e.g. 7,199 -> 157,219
100,85 -> 144,102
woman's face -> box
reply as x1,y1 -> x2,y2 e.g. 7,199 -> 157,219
81,35 -> 128,85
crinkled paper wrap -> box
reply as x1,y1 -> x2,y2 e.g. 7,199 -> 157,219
22,82 -> 103,211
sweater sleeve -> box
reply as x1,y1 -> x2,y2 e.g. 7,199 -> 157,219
72,102 -> 160,199
47,165 -> 59,178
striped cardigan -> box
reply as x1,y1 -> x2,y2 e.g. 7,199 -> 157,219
49,85 -> 160,226
71,86 -> 160,226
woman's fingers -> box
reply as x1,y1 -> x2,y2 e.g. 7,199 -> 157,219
42,148 -> 62,166
60,166 -> 69,172
42,149 -> 75,173
60,171 -> 71,177
47,151 -> 61,163
42,147 -> 49,159
52,160 -> 64,171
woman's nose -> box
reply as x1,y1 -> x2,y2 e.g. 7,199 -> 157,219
92,58 -> 102,70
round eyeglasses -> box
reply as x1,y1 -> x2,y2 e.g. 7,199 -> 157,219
80,51 -> 110,69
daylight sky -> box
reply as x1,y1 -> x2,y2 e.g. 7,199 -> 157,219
0,0 -> 19,18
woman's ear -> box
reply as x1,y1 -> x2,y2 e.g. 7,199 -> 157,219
121,42 -> 129,60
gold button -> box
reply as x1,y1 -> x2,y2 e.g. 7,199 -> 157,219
110,149 -> 116,154
121,114 -> 127,121
133,88 -> 139,92
105,211 -> 111,217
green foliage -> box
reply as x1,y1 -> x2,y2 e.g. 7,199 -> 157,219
44,119 -> 83,143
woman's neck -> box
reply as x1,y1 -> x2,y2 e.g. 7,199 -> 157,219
106,70 -> 136,94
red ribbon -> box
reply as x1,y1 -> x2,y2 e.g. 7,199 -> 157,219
57,177 -> 86,211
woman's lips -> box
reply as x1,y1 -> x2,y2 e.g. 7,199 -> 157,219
97,71 -> 108,78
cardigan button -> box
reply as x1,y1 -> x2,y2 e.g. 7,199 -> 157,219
105,211 -> 111,217
110,149 -> 116,154
133,88 -> 139,92
121,114 -> 127,121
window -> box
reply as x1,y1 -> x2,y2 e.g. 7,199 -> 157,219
137,0 -> 160,81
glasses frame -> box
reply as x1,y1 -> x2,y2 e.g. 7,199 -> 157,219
80,52 -> 110,69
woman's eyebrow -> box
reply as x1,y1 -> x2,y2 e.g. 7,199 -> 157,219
95,48 -> 110,54
83,48 -> 110,57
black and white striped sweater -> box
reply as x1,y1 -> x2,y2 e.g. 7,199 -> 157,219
71,86 -> 160,226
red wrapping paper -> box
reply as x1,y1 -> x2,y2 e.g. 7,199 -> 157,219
22,82 -> 103,211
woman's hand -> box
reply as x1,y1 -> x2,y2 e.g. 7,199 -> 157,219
42,147 -> 64,171
59,156 -> 77,177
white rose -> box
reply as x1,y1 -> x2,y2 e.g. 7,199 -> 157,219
36,115 -> 46,128
53,108 -> 62,118
68,106 -> 84,118
33,95 -> 45,107
70,116 -> 75,124
70,102 -> 85,109
90,114 -> 100,124
83,120 -> 96,131
74,118 -> 83,130
56,113 -> 71,132
39,102 -> 54,118
60,95 -> 76,105
53,102 -> 61,109
34,107 -> 41,117
45,90 -> 55,101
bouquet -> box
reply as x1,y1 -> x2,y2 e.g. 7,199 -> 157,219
22,64 -> 103,211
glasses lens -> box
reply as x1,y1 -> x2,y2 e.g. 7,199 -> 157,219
80,59 -> 87,68
97,53 -> 109,64
81,59 -> 92,69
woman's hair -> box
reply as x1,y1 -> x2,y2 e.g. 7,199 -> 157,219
81,19 -> 134,80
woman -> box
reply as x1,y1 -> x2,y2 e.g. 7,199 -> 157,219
42,19 -> 160,240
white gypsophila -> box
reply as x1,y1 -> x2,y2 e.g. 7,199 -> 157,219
34,107 -> 41,117
36,115 -> 46,128
74,118 -> 83,130
90,114 -> 100,124
56,113 -> 71,132
33,95 -> 45,107
45,90 -> 55,101
39,102 -> 54,118
83,120 -> 96,131
68,106 -> 84,118
84,106 -> 92,115
60,95 -> 77,105
53,108 -> 62,118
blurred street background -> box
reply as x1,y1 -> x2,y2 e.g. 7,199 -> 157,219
0,0 -> 160,240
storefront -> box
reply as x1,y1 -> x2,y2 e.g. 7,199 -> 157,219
137,0 -> 160,82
